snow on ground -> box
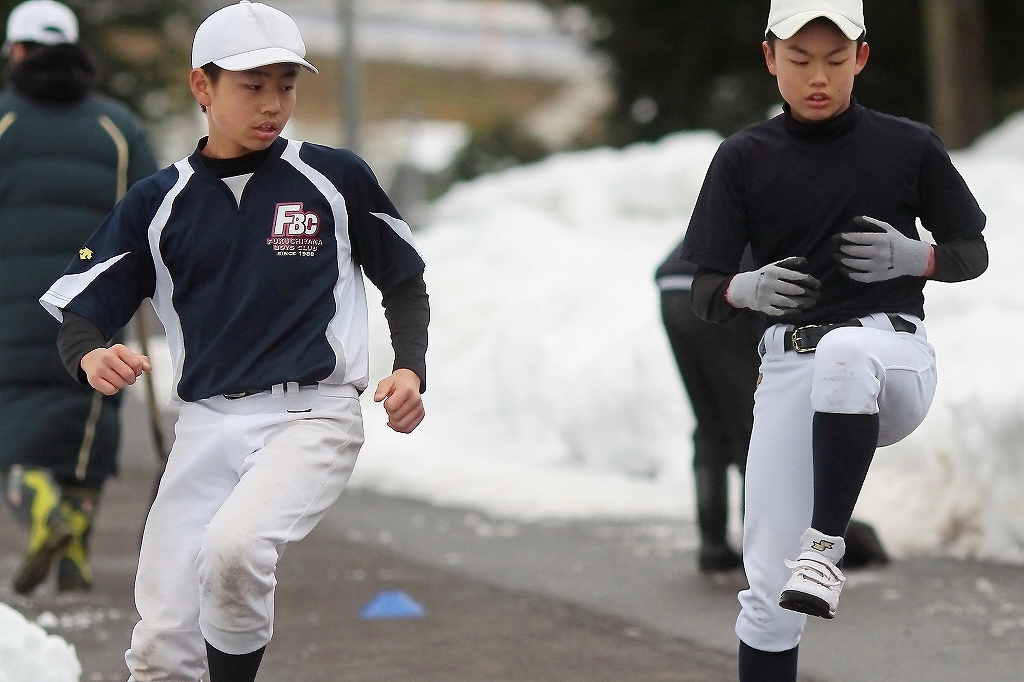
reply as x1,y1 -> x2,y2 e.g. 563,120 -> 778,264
345,115 -> 1024,565
0,603 -> 80,682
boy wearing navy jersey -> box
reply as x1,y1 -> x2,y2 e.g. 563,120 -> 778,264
40,3 -> 428,681
678,1 -> 986,680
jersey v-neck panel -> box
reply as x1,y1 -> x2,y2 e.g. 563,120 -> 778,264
220,173 -> 253,207
189,137 -> 287,212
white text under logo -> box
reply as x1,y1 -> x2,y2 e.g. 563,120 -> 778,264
268,202 -> 323,256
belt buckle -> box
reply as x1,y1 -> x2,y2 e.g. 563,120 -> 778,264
224,389 -> 264,399
791,324 -> 823,354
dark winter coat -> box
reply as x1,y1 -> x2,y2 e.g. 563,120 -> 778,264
0,43 -> 158,481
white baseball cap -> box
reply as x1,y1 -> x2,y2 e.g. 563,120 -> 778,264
4,0 -> 78,47
192,0 -> 318,74
766,0 -> 865,41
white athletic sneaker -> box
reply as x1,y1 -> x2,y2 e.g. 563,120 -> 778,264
779,528 -> 847,619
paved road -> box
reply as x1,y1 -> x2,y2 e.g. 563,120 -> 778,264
0,395 -> 737,682
5,393 -> 1024,681
326,490 -> 1024,682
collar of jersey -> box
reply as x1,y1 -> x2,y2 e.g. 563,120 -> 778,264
189,135 -> 287,180
783,97 -> 862,142
187,136 -> 288,207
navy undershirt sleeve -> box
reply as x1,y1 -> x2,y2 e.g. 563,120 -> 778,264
931,236 -> 988,282
381,272 -> 429,392
691,268 -> 741,323
57,311 -> 107,384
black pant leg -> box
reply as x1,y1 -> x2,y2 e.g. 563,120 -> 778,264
660,291 -> 763,549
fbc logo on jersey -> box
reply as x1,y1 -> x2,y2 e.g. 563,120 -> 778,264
273,202 -> 320,237
268,202 -> 324,257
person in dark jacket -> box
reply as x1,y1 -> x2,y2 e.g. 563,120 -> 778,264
0,0 -> 158,594
657,245 -> 763,572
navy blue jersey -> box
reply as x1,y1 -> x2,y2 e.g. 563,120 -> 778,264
679,101 -> 986,325
41,137 -> 424,402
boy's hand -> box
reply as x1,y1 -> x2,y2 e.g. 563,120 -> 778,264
373,369 -> 424,433
80,345 -> 151,396
832,216 -> 935,282
726,256 -> 821,316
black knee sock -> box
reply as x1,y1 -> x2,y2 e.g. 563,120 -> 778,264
206,641 -> 266,682
738,641 -> 798,682
810,412 -> 880,538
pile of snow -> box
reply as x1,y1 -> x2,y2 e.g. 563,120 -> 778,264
347,116 -> 1024,565
0,603 -> 81,682
353,133 -> 722,521
963,110 -> 1024,160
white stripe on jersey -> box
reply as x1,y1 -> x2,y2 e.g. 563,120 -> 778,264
40,252 -> 130,322
280,139 -> 366,387
148,158 -> 195,403
370,212 -> 423,260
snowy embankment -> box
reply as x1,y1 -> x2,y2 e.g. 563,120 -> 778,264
352,132 -> 722,521
346,113 -> 1024,565
0,603 -> 80,682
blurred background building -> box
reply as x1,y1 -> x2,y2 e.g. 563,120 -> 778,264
194,0 -> 613,224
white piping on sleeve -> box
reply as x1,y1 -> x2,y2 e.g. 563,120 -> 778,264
370,211 -> 423,260
40,252 -> 130,322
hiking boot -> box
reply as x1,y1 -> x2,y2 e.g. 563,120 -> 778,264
56,555 -> 92,592
779,528 -> 846,619
844,519 -> 890,568
11,469 -> 73,595
56,487 -> 99,593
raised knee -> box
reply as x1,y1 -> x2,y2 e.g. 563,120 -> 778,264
196,527 -> 276,603
200,525 -> 255,566
813,330 -> 875,373
811,331 -> 882,413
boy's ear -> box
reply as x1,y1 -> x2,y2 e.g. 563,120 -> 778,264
190,68 -> 213,111
854,41 -> 870,75
9,42 -> 28,62
762,41 -> 778,76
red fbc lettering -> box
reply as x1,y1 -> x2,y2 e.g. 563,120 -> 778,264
271,202 -> 321,237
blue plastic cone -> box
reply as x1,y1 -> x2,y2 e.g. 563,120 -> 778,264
358,590 -> 427,620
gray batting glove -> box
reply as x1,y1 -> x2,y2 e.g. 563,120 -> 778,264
832,216 -> 933,282
725,257 -> 821,316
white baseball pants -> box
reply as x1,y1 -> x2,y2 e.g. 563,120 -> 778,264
736,313 -> 936,652
126,384 -> 363,682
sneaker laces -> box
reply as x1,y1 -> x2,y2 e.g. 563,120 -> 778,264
784,555 -> 846,589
